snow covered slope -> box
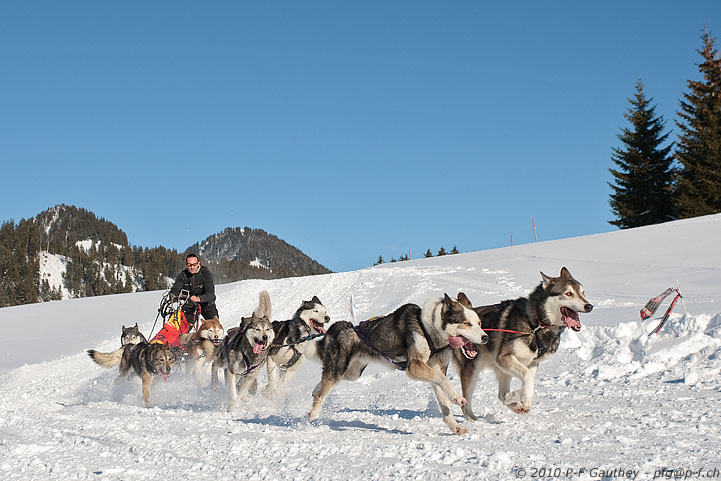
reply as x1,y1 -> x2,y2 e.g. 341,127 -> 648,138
1,215 -> 720,480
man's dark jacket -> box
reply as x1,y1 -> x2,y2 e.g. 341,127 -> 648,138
169,266 -> 216,306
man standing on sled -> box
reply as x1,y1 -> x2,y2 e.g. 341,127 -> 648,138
170,253 -> 219,322
151,253 -> 219,346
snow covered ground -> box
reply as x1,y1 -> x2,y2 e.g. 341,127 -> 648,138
1,215 -> 720,480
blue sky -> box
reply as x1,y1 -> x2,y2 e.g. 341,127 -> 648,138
1,1 -> 719,273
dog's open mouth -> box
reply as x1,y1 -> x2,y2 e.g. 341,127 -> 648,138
212,338 -> 222,346
561,307 -> 582,331
162,373 -> 170,381
310,319 -> 327,334
447,336 -> 478,360
252,339 -> 268,354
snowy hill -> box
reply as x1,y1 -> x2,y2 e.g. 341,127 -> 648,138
1,214 -> 720,480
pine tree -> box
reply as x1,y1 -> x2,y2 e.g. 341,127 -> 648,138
437,246 -> 447,256
450,245 -> 459,254
424,249 -> 433,258
374,255 -> 384,266
608,79 -> 676,228
675,30 -> 721,218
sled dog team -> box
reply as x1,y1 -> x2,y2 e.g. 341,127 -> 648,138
88,267 -> 593,434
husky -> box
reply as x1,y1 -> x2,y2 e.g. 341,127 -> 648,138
307,293 -> 489,435
454,267 -> 593,418
211,291 -> 275,411
87,342 -> 177,407
262,296 -> 330,398
121,323 -> 148,346
179,316 -> 225,384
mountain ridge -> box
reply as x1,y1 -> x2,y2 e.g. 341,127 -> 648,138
0,204 -> 331,307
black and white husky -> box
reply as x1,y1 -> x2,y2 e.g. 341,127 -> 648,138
308,293 -> 488,435
211,291 -> 275,411
455,267 -> 593,418
262,296 -> 330,398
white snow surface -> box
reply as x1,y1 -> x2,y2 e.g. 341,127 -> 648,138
249,257 -> 270,270
38,251 -> 72,298
2,214 -> 721,480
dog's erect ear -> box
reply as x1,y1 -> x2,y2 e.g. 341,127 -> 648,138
540,271 -> 553,288
134,323 -> 139,328
560,266 -> 572,279
240,316 -> 251,329
122,325 -> 127,330
457,292 -> 472,308
442,293 -> 453,310
443,293 -> 463,312
311,295 -> 322,305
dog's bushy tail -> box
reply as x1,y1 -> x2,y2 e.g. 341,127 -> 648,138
254,290 -> 272,320
87,347 -> 124,368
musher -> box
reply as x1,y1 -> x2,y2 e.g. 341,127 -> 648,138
151,253 -> 219,346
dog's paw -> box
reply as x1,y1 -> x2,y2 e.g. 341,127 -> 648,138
307,411 -> 319,421
454,425 -> 469,435
502,390 -> 521,405
453,395 -> 467,407
462,406 -> 478,421
227,400 -> 240,412
507,402 -> 530,415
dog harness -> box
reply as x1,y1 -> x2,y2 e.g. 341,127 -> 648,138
353,317 -> 447,371
222,327 -> 265,377
478,301 -> 553,359
240,352 -> 263,376
129,342 -> 159,375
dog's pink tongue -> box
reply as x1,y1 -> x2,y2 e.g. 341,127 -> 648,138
162,373 -> 169,381
561,307 -> 582,330
447,336 -> 466,348
253,343 -> 264,354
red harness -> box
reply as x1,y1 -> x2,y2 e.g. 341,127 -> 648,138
483,325 -> 547,336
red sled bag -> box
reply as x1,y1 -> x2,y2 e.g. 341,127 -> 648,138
150,309 -> 191,347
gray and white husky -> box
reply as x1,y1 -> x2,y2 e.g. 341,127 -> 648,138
262,296 -> 330,398
211,291 -> 275,411
121,323 -> 147,346
88,342 -> 176,408
454,267 -> 593,418
308,293 -> 488,435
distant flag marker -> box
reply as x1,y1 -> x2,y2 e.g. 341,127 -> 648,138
642,285 -> 686,335
349,294 -> 357,323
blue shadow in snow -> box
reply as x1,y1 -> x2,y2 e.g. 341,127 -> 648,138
236,414 -> 413,435
337,407 -> 429,420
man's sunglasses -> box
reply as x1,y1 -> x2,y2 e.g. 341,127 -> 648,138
187,262 -> 200,267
